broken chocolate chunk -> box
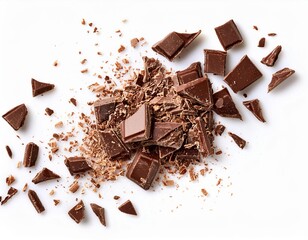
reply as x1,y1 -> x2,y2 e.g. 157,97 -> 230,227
1,187 -> 18,205
118,200 -> 137,215
204,49 -> 227,76
45,107 -> 54,116
158,146 -> 176,159
174,148 -> 200,162
258,37 -> 265,47
195,117 -> 214,157
32,167 -> 61,184
64,157 -> 92,175
243,99 -> 266,122
31,78 -> 55,97
176,62 -> 203,85
23,142 -> 39,167
5,145 -> 13,158
90,203 -> 106,226
68,200 -> 85,224
268,67 -> 295,92
70,98 -> 77,106
224,55 -> 262,93
152,30 -> 201,61
261,45 -> 282,67
214,124 -> 226,136
2,104 -> 28,131
213,88 -> 242,119
94,97 -> 116,123
126,149 -> 160,190
28,189 -> 45,213
215,19 -> 243,50
228,132 -> 246,149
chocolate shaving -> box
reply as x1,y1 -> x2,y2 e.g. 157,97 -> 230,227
268,67 -> 295,92
68,200 -> 85,224
28,189 -> 45,213
204,49 -> 227,76
32,167 -> 61,184
228,132 -> 246,149
261,45 -> 282,67
5,145 -> 13,158
243,99 -> 266,122
70,98 -> 77,106
214,124 -> 226,136
45,107 -> 54,116
90,203 -> 106,226
23,142 -> 39,167
31,78 -> 55,97
2,104 -> 28,131
118,200 -> 137,215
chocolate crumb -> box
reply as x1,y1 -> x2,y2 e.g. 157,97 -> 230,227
5,145 -> 13,158
28,189 -> 45,213
1,187 -> 18,205
6,175 -> 15,186
81,18 -> 86,25
90,203 -> 106,226
214,124 -> 225,136
268,33 -> 277,36
261,45 -> 282,67
70,98 -> 77,106
216,178 -> 222,186
253,25 -> 258,31
81,68 -> 88,73
118,45 -> 125,53
45,107 -> 54,116
22,183 -> 28,192
53,60 -> 58,67
258,37 -> 265,47
113,195 -> 120,200
53,199 -> 60,206
69,181 -> 80,193
228,132 -> 246,149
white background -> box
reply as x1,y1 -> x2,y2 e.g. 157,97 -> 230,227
0,0 -> 308,239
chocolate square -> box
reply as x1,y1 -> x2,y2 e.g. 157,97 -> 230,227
204,49 -> 227,76
176,62 -> 203,85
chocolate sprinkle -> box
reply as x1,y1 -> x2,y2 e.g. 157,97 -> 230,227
45,107 -> 54,116
228,132 -> 246,149
28,189 -> 45,213
268,67 -> 295,92
68,200 -> 85,224
32,167 -> 61,184
214,124 -> 226,136
243,99 -> 266,122
118,200 -> 137,215
2,104 -> 28,131
31,78 -> 55,97
261,45 -> 282,67
23,142 -> 39,167
90,203 -> 106,226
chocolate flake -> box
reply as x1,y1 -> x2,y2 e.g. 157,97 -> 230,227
258,37 -> 265,47
261,45 -> 282,67
243,99 -> 266,122
94,97 -> 116,123
45,107 -> 54,116
214,124 -> 226,136
90,203 -> 106,226
32,167 -> 61,184
28,189 -> 45,213
118,200 -> 137,215
69,181 -> 80,193
68,200 -> 85,224
23,142 -> 39,167
31,78 -> 55,97
1,187 -> 18,205
64,157 -> 92,175
228,132 -> 246,149
204,49 -> 227,76
268,67 -> 295,92
5,145 -> 13,158
70,98 -> 77,106
2,104 -> 28,131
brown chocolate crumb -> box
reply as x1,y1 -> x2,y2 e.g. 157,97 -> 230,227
53,60 -> 58,67
268,33 -> 277,36
113,195 -> 120,200
81,68 -> 88,73
45,107 -> 54,116
81,59 -> 87,64
201,188 -> 208,196
130,38 -> 139,48
5,145 -> 13,158
6,175 -> 15,186
49,189 -> 55,196
53,199 -> 60,206
258,37 -> 265,47
216,178 -> 222,186
163,180 -> 174,186
215,150 -> 223,155
22,183 -> 28,192
55,121 -> 63,128
70,98 -> 77,106
228,132 -> 246,149
118,45 -> 125,53
1,187 -> 18,205
118,200 -> 137,216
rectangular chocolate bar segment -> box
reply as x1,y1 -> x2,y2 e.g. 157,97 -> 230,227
204,49 -> 227,76
28,189 -> 45,213
94,97 -> 116,123
215,19 -> 243,50
176,62 -> 203,85
23,142 -> 39,167
64,157 -> 92,175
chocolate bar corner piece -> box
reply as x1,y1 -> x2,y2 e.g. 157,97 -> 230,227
228,132 -> 246,149
176,62 -> 203,85
204,49 -> 227,76
94,97 -> 116,123
23,142 -> 39,167
268,67 -> 295,92
68,200 -> 85,224
2,104 -> 28,131
31,78 -> 55,97
243,99 -> 266,122
261,45 -> 282,67
64,157 -> 92,175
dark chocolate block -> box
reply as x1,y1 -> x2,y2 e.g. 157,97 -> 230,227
268,68 -> 295,92
228,132 -> 246,149
2,104 -> 28,131
204,49 -> 227,76
64,157 -> 92,175
215,19 -> 243,50
31,78 -> 55,97
23,142 -> 39,167
118,200 -> 137,215
90,203 -> 106,226
176,62 -> 203,85
243,99 -> 266,122
32,167 -> 61,184
94,97 -> 116,123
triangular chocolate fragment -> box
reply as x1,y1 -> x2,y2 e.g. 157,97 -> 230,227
159,146 -> 176,159
31,78 -> 55,97
152,122 -> 182,141
1,187 -> 18,205
68,200 -> 85,224
261,45 -> 282,67
243,99 -> 266,122
268,67 -> 295,92
90,203 -> 106,226
2,104 -> 28,131
32,167 -> 61,184
118,200 -> 137,215
228,132 -> 246,149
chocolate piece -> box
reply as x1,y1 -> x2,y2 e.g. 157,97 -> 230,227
94,97 -> 116,123
120,103 -> 151,143
152,30 -> 201,61
215,19 -> 243,50
31,78 -> 55,97
68,200 -> 85,224
214,124 -> 225,136
213,88 -> 242,119
195,117 -> 214,157
100,129 -> 130,160
90,203 -> 106,226
176,62 -> 203,85
204,49 -> 227,76
243,99 -> 266,122
175,77 -> 213,110
174,148 -> 200,162
1,187 -> 18,205
2,104 -> 28,131
69,181 -> 80,193
28,189 -> 45,213
6,175 -> 15,185
118,200 -> 137,215
268,67 -> 295,92
224,55 -> 262,93
32,167 -> 61,184
258,37 -> 265,47
23,142 -> 39,167
45,107 -> 54,116
70,98 -> 77,106
126,150 -> 160,190
261,45 -> 282,67
5,145 -> 13,158
228,132 -> 246,149
64,157 -> 92,175
158,146 -> 176,158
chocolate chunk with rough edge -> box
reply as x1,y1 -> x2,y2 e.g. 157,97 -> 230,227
68,200 -> 85,224
94,97 -> 116,123
214,124 -> 226,136
45,107 -> 54,116
90,203 -> 106,226
268,68 -> 295,92
64,157 -> 92,175
32,167 -> 61,184
213,88 -> 242,119
31,78 -> 55,97
215,19 -> 243,51
126,149 -> 160,190
152,30 -> 201,61
2,104 -> 28,131
174,148 -> 200,162
158,146 -> 176,159
23,142 -> 39,167
224,55 -> 262,93
118,200 -> 137,215
1,187 -> 18,205
261,45 -> 282,67
258,37 -> 265,47
195,117 -> 214,157
204,49 -> 227,76
243,99 -> 266,122
228,132 -> 246,149
176,62 -> 203,85
28,189 -> 45,213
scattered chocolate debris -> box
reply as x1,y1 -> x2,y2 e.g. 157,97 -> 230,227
2,103 -> 28,131
176,62 -> 203,85
268,33 -> 277,36
215,19 -> 243,50
5,145 -> 13,158
32,167 -> 61,184
69,181 -> 80,193
214,124 -> 226,136
253,25 -> 258,31
118,200 -> 137,216
22,183 -> 28,192
243,99 -> 266,122
261,45 -> 282,67
70,98 -> 77,106
228,132 -> 246,149
53,199 -> 60,206
45,107 -> 54,116
118,45 -> 126,53
201,188 -> 208,196
130,38 -> 139,48
6,175 -> 15,186
23,142 -> 39,167
53,60 -> 58,67
216,178 -> 222,186
28,189 -> 45,213
31,78 -> 55,97
94,97 -> 116,123
1,187 -> 18,205
268,68 -> 295,92
64,157 -> 92,175
68,200 -> 85,224
204,49 -> 227,76
90,203 -> 106,226
258,37 -> 265,47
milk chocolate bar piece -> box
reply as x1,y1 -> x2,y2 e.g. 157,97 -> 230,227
261,45 -> 282,67
224,55 -> 262,93
1,187 -> 18,205
215,19 -> 243,50
176,62 -> 203,85
28,189 -> 45,213
94,97 -> 116,123
68,200 -> 85,224
32,167 -> 61,184
195,117 -> 214,157
268,68 -> 295,92
126,149 -> 160,190
118,200 -> 137,215
152,30 -> 201,61
31,78 -> 55,97
228,132 -> 246,149
64,157 -> 92,175
243,99 -> 266,122
204,49 -> 227,76
23,142 -> 39,167
2,104 -> 28,131
90,203 -> 106,226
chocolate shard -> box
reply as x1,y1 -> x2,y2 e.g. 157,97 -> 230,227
2,104 -> 28,131
32,167 -> 61,184
64,157 -> 92,175
195,117 -> 214,157
258,37 -> 265,47
228,132 -> 246,149
268,67 -> 295,92
152,122 -> 182,142
31,78 -> 55,97
28,189 -> 45,213
261,45 -> 282,67
214,124 -> 226,136
90,203 -> 106,226
215,19 -> 243,50
5,145 -> 13,158
23,142 -> 39,167
224,55 -> 262,93
175,77 -> 213,110
100,129 -> 130,160
45,107 -> 54,116
120,103 -> 152,143
152,30 -> 201,61
94,97 -> 116,123
126,149 -> 160,190
158,146 -> 176,159
68,200 -> 85,224
174,148 -> 200,162
1,187 -> 18,205
213,88 -> 242,119
243,99 -> 266,122
118,200 -> 137,215
175,62 -> 203,85
204,49 -> 227,76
